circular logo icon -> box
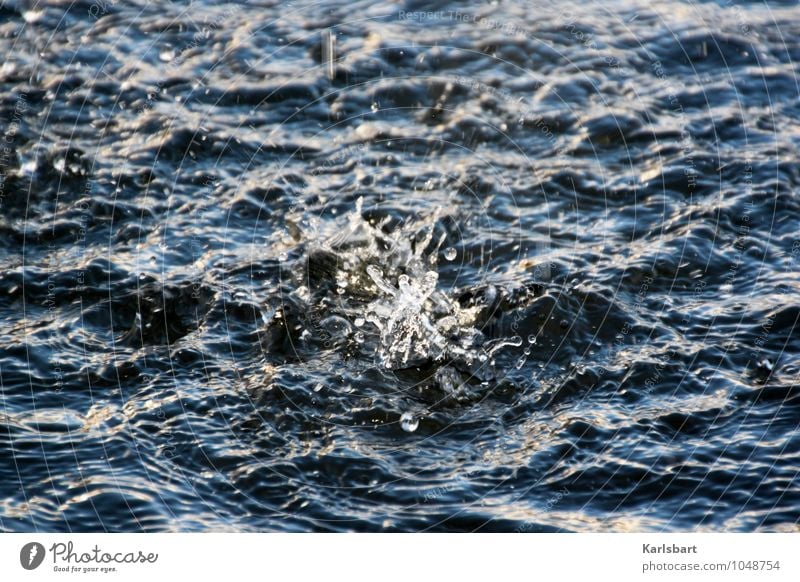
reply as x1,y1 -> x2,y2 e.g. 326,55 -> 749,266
20,542 -> 45,570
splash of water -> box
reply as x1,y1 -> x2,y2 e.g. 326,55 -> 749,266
297,197 -> 525,394
311,199 -> 491,371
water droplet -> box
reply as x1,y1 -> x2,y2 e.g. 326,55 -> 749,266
278,252 -> 288,261
354,317 -> 365,327
354,332 -> 365,343
400,412 -> 419,433
527,334 -> 537,344
22,9 -> 43,23
371,102 -> 379,112
313,383 -> 323,392
444,247 -> 457,261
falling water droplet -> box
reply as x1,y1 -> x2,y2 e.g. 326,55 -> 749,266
400,412 -> 419,433
313,383 -> 323,392
444,247 -> 457,261
23,9 -> 43,23
528,334 -> 537,344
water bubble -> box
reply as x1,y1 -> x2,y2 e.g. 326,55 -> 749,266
527,334 -> 537,344
444,247 -> 457,261
400,412 -> 419,433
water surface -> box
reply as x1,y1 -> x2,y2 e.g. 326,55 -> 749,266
1,0 -> 799,532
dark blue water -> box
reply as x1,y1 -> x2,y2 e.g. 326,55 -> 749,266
1,0 -> 799,532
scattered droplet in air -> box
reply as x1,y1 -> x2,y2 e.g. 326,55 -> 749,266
400,412 -> 419,433
23,10 -> 43,23
444,247 -> 457,261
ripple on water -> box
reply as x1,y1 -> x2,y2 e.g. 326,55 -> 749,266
0,0 -> 798,532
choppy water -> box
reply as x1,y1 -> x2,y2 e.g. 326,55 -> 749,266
1,0 -> 799,532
